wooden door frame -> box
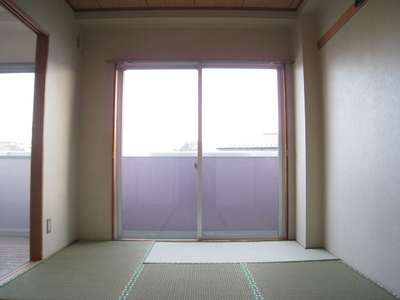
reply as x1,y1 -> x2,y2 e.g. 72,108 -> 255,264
0,0 -> 49,261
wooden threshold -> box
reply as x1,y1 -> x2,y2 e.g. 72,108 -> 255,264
0,261 -> 39,286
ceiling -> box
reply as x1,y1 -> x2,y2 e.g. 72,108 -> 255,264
0,0 -> 326,32
65,0 -> 305,12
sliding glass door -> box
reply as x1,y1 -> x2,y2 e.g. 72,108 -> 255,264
201,68 -> 280,238
117,62 -> 285,240
119,68 -> 198,238
0,69 -> 34,274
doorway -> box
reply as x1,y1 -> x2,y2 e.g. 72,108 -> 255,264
115,62 -> 286,240
0,0 -> 49,268
0,69 -> 34,277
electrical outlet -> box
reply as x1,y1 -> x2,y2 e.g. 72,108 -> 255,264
46,218 -> 51,234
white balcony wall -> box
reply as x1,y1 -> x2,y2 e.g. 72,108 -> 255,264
0,156 -> 30,235
121,155 -> 280,236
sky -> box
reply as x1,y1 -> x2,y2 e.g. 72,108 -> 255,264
0,69 -> 278,155
122,68 -> 279,155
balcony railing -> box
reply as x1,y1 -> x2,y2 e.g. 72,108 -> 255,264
0,153 -> 30,236
120,151 -> 280,238
0,151 -> 280,238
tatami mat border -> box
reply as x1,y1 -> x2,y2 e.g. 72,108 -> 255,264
118,241 -> 155,300
241,263 -> 265,300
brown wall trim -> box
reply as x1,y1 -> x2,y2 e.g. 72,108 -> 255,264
0,0 -> 49,261
317,0 -> 368,50
0,0 -> 48,36
30,34 -> 49,261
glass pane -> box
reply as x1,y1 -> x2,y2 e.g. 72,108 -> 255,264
202,68 -> 280,238
0,73 -> 34,152
120,69 -> 198,238
0,73 -> 34,274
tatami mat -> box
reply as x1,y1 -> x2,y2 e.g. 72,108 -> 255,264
0,241 -> 152,300
126,264 -> 254,300
0,241 -> 397,300
249,260 -> 397,300
145,240 -> 337,263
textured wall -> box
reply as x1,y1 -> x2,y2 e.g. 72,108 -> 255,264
320,0 -> 400,296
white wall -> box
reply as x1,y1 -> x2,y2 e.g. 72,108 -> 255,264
319,0 -> 400,296
292,18 -> 307,246
292,13 -> 324,248
12,0 -> 81,257
77,25 -> 293,240
0,31 -> 35,63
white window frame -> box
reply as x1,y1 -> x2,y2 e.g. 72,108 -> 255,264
113,60 -> 288,240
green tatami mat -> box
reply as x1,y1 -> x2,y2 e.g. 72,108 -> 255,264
0,241 -> 152,300
249,260 -> 397,300
126,264 -> 254,300
1,242 -> 397,300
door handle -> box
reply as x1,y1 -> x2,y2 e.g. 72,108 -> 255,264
194,163 -> 198,169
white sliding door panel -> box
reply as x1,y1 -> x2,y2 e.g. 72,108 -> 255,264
120,69 -> 198,238
202,68 -> 280,239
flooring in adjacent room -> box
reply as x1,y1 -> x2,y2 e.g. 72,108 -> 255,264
0,237 -> 29,279
0,240 -> 398,300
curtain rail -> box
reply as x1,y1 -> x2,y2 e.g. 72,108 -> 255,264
107,59 -> 295,65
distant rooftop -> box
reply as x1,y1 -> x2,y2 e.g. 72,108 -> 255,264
216,133 -> 278,151
0,141 -> 31,152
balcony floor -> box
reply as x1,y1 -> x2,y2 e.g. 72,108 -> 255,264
0,237 -> 29,278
